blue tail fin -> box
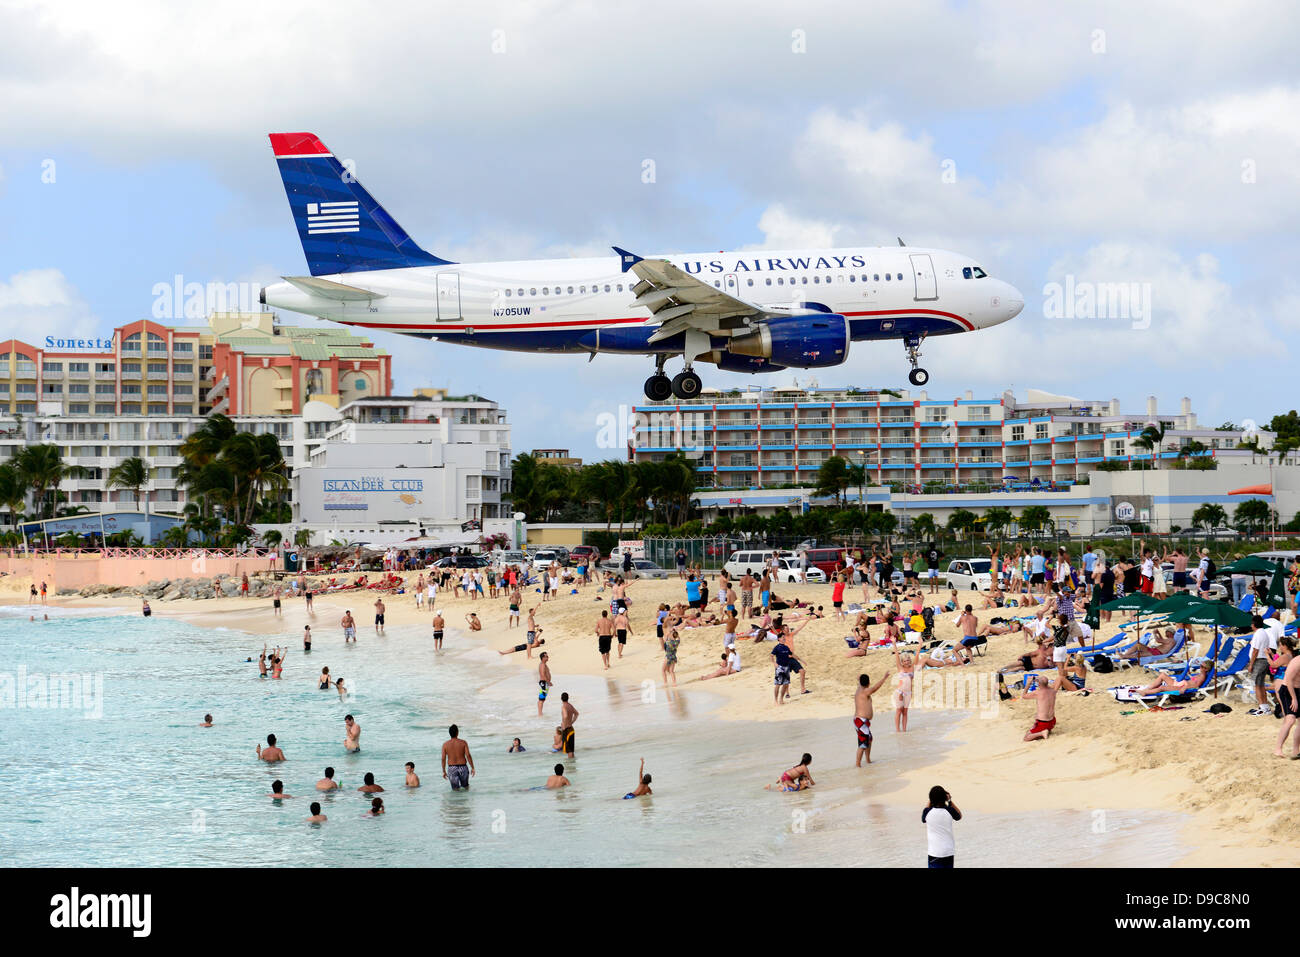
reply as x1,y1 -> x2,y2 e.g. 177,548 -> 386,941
269,132 -> 451,276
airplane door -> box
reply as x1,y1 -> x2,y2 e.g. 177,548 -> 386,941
437,273 -> 461,321
724,273 -> 740,297
909,254 -> 937,301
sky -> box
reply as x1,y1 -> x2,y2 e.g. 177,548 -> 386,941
0,0 -> 1297,459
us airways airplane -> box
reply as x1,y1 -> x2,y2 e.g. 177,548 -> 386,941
260,132 -> 1023,400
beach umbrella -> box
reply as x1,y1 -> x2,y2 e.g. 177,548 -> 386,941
1167,601 -> 1254,699
1101,592 -> 1162,645
1264,564 -> 1289,611
1217,555 -> 1283,577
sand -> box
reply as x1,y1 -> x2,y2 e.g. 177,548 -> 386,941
8,566 -> 1294,866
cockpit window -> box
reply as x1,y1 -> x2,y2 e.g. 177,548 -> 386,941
962,267 -> 972,279
973,266 -> 987,279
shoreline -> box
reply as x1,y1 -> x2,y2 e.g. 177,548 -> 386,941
4,569 -> 1291,866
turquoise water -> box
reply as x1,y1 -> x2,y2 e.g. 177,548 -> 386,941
0,606 -> 1187,867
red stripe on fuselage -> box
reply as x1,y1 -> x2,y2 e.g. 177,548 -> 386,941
345,307 -> 974,333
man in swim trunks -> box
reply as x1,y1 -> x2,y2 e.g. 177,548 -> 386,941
537,652 -> 552,716
302,625 -> 312,652
441,724 -> 475,790
316,767 -> 339,790
344,715 -> 361,752
595,610 -> 615,670
613,607 -> 632,659
272,585 -> 282,617
546,763 -> 571,789
341,611 -> 356,643
509,586 -> 522,628
740,571 -> 755,619
374,598 -> 385,635
560,692 -> 578,757
854,672 -> 890,766
1023,675 -> 1059,741
432,610 -> 445,650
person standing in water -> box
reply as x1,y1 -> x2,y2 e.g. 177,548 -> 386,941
623,758 -> 652,799
373,597 -> 386,635
302,625 -> 312,652
341,610 -> 356,643
854,672 -> 891,767
344,715 -> 361,752
441,724 -> 475,791
432,609 -> 445,650
560,693 -> 578,758
256,734 -> 286,762
537,652 -> 552,717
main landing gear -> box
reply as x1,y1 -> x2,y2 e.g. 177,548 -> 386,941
904,335 -> 929,387
643,355 -> 701,400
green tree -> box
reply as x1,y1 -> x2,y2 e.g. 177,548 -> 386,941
1019,504 -> 1053,533
16,443 -> 82,519
947,508 -> 977,539
814,456 -> 851,506
1191,502 -> 1227,530
107,456 -> 151,512
911,512 -> 937,541
261,529 -> 284,549
0,462 -> 27,528
1132,423 -> 1167,469
1234,499 -> 1272,535
983,506 -> 1013,539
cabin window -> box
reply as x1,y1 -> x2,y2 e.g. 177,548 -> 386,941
504,289 -> 511,297
530,288 -> 537,295
765,278 -> 772,286
567,286 -> 573,294
849,275 -> 856,283
873,274 -> 880,281
542,287 -> 549,295
962,267 -> 972,279
746,278 -> 753,287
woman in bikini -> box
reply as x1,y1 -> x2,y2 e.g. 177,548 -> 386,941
765,753 -> 815,792
1132,659 -> 1211,697
892,647 -> 915,731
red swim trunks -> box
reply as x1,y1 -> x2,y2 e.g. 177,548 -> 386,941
1029,716 -> 1057,734
854,715 -> 872,748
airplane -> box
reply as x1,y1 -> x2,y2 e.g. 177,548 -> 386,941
260,132 -> 1024,400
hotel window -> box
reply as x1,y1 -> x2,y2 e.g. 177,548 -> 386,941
199,346 -> 213,360
147,385 -> 167,396
96,384 -> 115,395
121,385 -> 141,396
42,362 -> 63,374
69,403 -> 89,414
1035,424 -> 1048,439
174,363 -> 192,373
16,383 -> 35,395
69,384 -> 89,395
70,362 -> 88,373
173,341 -> 193,353
122,362 -> 140,373
96,404 -> 115,414
147,363 -> 167,375
43,384 -> 62,394
16,402 -> 35,412
148,403 -> 168,414
147,333 -> 167,354
1011,425 -> 1025,441
173,385 -> 192,396
95,362 -> 115,373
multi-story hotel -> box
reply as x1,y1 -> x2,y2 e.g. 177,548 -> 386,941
633,386 -> 1265,490
1,311 -> 391,420
0,311 -> 393,517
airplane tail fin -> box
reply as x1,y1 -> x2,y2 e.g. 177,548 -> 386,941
268,132 -> 451,276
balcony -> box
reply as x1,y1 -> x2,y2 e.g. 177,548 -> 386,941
146,367 -> 170,379
120,369 -> 142,381
94,368 -> 116,379
207,375 -> 229,401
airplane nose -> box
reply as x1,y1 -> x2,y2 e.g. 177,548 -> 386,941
986,281 -> 1023,326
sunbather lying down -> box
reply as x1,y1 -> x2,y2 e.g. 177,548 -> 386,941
979,619 -> 1023,637
1116,628 -> 1179,661
1133,661 -> 1210,696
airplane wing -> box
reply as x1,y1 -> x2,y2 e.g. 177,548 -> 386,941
614,247 -> 764,344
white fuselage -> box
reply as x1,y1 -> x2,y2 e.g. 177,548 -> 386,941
261,245 -> 1023,356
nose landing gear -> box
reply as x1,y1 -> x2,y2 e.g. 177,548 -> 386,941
904,335 -> 929,386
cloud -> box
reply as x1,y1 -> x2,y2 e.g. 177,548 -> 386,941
0,268 -> 99,341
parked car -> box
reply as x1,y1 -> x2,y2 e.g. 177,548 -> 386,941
722,549 -> 789,579
1098,524 -> 1133,537
531,549 -> 562,571
432,554 -> 490,569
495,549 -> 529,566
606,558 -> 670,580
945,558 -> 995,591
568,545 -> 599,566
801,547 -> 846,578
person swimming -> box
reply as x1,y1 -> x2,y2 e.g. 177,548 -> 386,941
623,758 -> 652,799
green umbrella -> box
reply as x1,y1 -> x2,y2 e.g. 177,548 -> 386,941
1167,601 -> 1255,699
1264,564 -> 1289,610
1101,592 -> 1162,647
1217,555 -> 1283,576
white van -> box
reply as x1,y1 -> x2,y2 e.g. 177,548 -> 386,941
722,550 -> 826,583
945,558 -> 995,591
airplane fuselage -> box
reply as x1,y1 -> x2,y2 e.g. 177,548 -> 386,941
262,245 -> 1023,357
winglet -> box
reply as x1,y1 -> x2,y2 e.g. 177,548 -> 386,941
612,246 -> 643,273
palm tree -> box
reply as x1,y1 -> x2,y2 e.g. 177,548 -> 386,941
0,461 -> 26,528
1133,423 -> 1167,469
293,528 -> 312,548
261,529 -> 283,549
107,456 -> 151,513
15,443 -> 80,520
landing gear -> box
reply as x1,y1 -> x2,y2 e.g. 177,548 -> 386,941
671,369 -> 703,399
904,335 -> 929,387
644,374 -> 672,402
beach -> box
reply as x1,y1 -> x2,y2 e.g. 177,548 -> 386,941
4,567 -> 1292,866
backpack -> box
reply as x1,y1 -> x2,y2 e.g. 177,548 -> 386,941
1205,558 -> 1217,579
1090,655 -> 1115,674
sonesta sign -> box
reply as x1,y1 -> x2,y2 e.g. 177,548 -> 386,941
44,336 -> 115,350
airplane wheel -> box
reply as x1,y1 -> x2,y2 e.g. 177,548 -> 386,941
908,367 -> 930,386
643,374 -> 673,401
671,370 -> 703,399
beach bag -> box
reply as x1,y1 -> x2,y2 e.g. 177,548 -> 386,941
1091,655 -> 1115,674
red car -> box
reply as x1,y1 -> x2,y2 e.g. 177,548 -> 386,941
569,545 -> 600,565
